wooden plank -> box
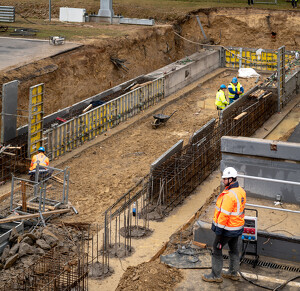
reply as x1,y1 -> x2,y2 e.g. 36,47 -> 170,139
234,112 -> 247,121
192,241 -> 207,249
263,92 -> 272,99
17,202 -> 56,211
0,209 -> 71,224
149,241 -> 168,262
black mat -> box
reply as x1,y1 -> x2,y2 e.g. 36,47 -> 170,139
160,247 -> 211,269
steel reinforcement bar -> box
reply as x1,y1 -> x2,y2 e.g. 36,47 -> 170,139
149,91 -> 277,215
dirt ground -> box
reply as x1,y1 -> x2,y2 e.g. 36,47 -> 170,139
1,3 -> 300,290
1,8 -> 300,129
57,70 -> 260,224
116,261 -> 183,291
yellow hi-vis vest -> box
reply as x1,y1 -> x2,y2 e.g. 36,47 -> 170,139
215,89 -> 228,109
29,153 -> 49,171
212,184 -> 246,236
228,82 -> 243,100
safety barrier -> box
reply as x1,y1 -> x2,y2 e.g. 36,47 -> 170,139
0,6 -> 15,23
44,77 -> 164,160
224,47 -> 294,71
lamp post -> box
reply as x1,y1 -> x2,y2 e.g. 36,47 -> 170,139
49,0 -> 51,22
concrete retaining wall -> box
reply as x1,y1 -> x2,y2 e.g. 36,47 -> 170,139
164,50 -> 220,97
17,75 -> 154,136
220,136 -> 300,204
193,219 -> 300,263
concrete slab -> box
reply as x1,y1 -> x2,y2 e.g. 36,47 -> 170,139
0,37 -> 82,71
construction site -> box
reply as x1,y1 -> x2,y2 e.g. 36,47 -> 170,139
0,0 -> 299,290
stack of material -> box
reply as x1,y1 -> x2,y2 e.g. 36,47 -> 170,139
249,89 -> 266,99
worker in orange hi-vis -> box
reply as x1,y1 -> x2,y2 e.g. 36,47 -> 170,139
202,167 -> 246,283
29,147 -> 50,180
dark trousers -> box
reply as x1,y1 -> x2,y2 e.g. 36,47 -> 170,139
248,0 -> 254,5
213,235 -> 239,257
292,0 -> 297,8
211,235 -> 240,277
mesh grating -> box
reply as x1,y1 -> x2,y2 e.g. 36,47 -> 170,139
223,255 -> 300,273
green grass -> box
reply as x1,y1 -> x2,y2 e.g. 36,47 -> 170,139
0,0 -> 296,40
1,18 -> 126,41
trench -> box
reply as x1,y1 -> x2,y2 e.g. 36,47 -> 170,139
1,8 -> 300,130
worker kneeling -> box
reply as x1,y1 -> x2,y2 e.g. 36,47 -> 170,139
202,167 -> 246,283
29,147 -> 52,181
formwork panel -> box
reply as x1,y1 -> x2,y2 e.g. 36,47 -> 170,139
28,83 -> 44,158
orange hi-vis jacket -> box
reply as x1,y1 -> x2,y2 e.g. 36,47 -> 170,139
211,181 -> 246,237
29,153 -> 49,171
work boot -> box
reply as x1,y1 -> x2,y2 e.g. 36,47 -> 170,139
202,254 -> 223,283
222,252 -> 240,281
222,269 -> 240,281
202,272 -> 223,283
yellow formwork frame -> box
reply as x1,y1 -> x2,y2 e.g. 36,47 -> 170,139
45,78 -> 164,160
28,83 -> 44,158
225,48 -> 294,71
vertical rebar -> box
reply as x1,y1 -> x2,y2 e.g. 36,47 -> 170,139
115,217 -> 117,257
97,224 -> 99,262
10,174 -> 14,211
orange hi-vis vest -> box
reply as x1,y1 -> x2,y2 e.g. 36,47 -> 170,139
211,181 -> 246,237
29,153 -> 49,171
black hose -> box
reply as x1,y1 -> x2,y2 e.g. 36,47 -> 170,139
238,271 -> 273,290
272,275 -> 300,291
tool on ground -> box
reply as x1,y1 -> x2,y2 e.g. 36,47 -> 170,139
151,110 -> 177,129
49,36 -> 65,45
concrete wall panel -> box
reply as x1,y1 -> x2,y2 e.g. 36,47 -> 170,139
193,219 -> 300,262
150,140 -> 183,173
221,136 -> 300,204
1,80 -> 18,143
164,50 -> 220,97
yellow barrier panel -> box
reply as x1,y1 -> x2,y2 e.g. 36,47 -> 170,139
44,78 -> 164,160
225,48 -> 294,72
28,83 -> 44,158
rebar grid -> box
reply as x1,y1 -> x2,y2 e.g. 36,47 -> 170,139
0,246 -> 88,291
103,175 -> 151,257
150,93 -> 277,214
0,144 -> 28,184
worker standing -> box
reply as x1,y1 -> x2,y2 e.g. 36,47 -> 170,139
202,167 -> 246,283
215,84 -> 229,113
29,147 -> 50,180
228,77 -> 244,104
292,0 -> 298,8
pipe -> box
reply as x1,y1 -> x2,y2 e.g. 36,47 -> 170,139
246,203 -> 300,214
238,174 -> 300,186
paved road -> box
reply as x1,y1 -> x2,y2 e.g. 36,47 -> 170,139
0,37 -> 82,71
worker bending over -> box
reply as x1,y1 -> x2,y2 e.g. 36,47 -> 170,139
228,77 -> 244,104
202,167 -> 246,283
215,84 -> 229,112
29,147 -> 50,180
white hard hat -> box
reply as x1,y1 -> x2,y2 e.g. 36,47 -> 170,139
222,167 -> 237,179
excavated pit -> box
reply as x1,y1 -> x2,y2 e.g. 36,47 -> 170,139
1,8 -> 300,130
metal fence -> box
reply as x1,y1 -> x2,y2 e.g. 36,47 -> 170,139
0,166 -> 70,224
44,77 -> 164,160
0,6 -> 15,23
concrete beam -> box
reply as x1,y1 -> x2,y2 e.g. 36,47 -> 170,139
150,140 -> 183,173
193,219 -> 300,263
1,80 -> 18,143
